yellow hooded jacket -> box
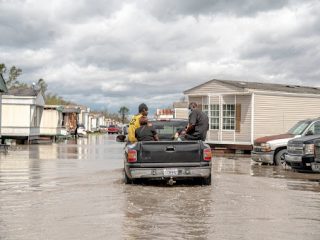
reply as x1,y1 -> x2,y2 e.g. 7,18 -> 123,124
128,113 -> 142,143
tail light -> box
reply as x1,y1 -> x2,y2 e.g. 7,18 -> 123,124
203,148 -> 212,161
127,149 -> 137,163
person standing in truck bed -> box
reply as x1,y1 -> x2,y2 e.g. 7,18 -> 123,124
128,103 -> 149,143
185,102 -> 209,141
135,116 -> 159,141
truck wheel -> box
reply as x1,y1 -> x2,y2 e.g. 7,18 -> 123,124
124,170 -> 133,184
201,175 -> 212,185
274,149 -> 287,166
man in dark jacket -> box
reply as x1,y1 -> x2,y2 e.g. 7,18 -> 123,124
185,102 -> 209,141
135,116 -> 159,141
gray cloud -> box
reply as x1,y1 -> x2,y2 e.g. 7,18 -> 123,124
0,0 -> 320,114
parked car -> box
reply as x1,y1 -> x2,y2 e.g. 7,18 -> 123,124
108,125 -> 120,134
60,127 -> 68,136
99,125 -> 108,133
285,133 -> 320,171
77,124 -> 87,137
123,119 -> 212,185
311,139 -> 320,172
252,118 -> 320,165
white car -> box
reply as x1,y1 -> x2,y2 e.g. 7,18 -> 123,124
77,124 -> 87,137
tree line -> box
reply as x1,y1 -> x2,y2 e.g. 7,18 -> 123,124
0,63 -> 130,123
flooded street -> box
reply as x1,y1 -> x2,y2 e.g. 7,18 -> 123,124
1,134 -> 320,240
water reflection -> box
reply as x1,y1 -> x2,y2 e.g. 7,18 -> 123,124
1,136 -> 320,240
122,185 -> 213,239
250,160 -> 320,192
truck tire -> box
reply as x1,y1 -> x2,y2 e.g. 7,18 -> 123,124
201,175 -> 212,185
124,170 -> 133,184
274,149 -> 287,166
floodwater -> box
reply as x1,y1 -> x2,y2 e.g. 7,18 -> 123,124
0,135 -> 320,240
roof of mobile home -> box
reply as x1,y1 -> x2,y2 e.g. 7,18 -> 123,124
184,79 -> 320,95
6,86 -> 40,96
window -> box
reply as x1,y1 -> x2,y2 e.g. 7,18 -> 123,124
203,105 -> 209,116
210,104 -> 219,130
203,104 -> 219,130
223,104 -> 235,130
306,121 -> 320,135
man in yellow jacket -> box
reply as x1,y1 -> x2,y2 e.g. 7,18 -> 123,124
128,103 -> 149,143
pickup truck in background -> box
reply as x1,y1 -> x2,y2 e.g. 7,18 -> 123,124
123,119 -> 212,185
311,139 -> 320,173
251,118 -> 320,166
285,134 -> 320,171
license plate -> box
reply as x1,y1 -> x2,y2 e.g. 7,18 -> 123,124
163,168 -> 178,176
311,163 -> 320,172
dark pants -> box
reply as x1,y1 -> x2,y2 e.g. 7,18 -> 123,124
185,132 -> 206,141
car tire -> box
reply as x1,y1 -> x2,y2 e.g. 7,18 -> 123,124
201,175 -> 212,185
274,149 -> 287,166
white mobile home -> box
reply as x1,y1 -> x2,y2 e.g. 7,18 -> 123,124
173,102 -> 189,119
40,105 -> 66,138
1,87 -> 44,142
184,79 -> 320,148
78,106 -> 90,131
0,74 -> 8,141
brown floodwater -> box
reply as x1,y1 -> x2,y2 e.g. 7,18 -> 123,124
0,134 -> 320,240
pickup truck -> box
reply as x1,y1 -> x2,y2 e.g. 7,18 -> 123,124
311,139 -> 320,172
285,134 -> 320,171
123,119 -> 212,185
252,118 -> 320,165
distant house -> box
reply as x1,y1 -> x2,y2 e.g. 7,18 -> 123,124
88,114 -> 98,132
173,102 -> 189,119
184,79 -> 320,148
0,74 -> 8,141
61,106 -> 81,134
40,105 -> 66,138
78,106 -> 90,130
155,109 -> 174,119
1,86 -> 45,143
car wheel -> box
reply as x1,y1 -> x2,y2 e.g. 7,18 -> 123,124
274,149 -> 287,166
124,170 -> 133,184
201,175 -> 212,185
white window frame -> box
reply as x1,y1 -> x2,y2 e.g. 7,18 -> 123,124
223,104 -> 235,130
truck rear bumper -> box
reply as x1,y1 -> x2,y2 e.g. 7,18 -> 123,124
251,151 -> 274,164
128,166 -> 211,179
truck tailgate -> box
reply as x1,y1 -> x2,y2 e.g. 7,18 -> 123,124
139,141 -> 201,163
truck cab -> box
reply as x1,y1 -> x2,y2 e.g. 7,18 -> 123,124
285,133 -> 320,171
252,118 -> 320,165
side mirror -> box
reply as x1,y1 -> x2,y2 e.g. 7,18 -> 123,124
306,130 -> 314,136
116,134 -> 126,142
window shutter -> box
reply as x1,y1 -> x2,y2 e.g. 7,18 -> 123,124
236,104 -> 241,132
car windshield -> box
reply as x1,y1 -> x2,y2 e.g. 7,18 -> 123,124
151,120 -> 188,140
287,121 -> 311,135
109,125 -> 116,128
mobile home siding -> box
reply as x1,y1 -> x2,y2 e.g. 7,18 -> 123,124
40,109 -> 62,135
254,93 -> 320,139
2,105 -> 30,127
235,95 -> 252,143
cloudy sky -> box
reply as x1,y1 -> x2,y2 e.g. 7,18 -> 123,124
1,0 -> 320,114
